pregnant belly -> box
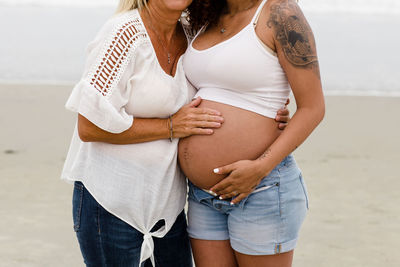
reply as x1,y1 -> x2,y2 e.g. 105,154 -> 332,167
178,100 -> 282,190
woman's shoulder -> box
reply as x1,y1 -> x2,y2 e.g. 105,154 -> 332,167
108,9 -> 140,25
100,9 -> 147,39
258,0 -> 310,44
86,8 -> 150,61
263,0 -> 305,19
83,9 -> 151,89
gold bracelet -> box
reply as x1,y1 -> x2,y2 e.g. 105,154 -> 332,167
169,115 -> 173,142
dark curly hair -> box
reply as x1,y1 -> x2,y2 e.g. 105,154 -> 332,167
187,0 -> 227,31
187,0 -> 301,31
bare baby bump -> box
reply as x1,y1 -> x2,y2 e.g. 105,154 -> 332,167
178,100 -> 282,189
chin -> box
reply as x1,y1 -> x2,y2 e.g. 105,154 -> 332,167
163,0 -> 193,11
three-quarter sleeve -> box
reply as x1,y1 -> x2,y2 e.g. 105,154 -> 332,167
66,16 -> 147,133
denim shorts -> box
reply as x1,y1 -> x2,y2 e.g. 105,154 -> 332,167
187,155 -> 308,255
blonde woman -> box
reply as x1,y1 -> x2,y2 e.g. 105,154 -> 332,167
62,0 -> 292,266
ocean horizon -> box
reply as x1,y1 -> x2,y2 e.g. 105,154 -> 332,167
1,1 -> 399,96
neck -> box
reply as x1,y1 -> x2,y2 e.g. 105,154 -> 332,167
143,0 -> 182,41
225,0 -> 258,15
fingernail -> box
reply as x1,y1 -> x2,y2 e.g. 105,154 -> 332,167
219,196 -> 224,200
230,202 -> 235,206
208,190 -> 218,197
213,168 -> 219,174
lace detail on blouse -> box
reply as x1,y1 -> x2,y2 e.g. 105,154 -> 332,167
88,16 -> 148,97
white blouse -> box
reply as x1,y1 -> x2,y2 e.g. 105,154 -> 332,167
61,9 -> 195,265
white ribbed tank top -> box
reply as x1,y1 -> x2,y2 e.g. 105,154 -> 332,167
183,0 -> 291,119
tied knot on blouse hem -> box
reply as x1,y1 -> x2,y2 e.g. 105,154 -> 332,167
140,232 -> 155,266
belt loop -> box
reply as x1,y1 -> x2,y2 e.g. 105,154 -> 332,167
275,243 -> 282,254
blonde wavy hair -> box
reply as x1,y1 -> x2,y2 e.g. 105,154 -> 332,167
116,0 -> 147,13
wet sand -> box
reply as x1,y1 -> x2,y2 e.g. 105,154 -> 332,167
0,84 -> 399,266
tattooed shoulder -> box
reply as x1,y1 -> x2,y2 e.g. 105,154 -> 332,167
267,0 -> 320,76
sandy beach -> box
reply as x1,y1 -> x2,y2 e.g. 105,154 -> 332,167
0,83 -> 399,267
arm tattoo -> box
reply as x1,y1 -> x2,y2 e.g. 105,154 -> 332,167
267,0 -> 320,77
258,148 -> 272,161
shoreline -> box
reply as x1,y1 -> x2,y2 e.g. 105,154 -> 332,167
2,81 -> 400,98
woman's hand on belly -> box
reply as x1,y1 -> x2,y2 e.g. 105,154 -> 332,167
210,158 -> 271,205
172,97 -> 225,138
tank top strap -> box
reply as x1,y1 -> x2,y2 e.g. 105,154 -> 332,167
251,0 -> 269,26
191,23 -> 208,44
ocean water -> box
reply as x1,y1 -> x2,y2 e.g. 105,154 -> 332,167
2,0 -> 400,14
0,0 -> 399,96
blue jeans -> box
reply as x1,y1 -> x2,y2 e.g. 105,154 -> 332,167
72,181 -> 192,267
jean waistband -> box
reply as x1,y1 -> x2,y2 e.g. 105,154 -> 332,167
276,154 -> 295,169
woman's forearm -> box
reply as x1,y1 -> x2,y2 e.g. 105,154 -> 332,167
77,98 -> 225,145
255,104 -> 325,175
78,114 -> 170,145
